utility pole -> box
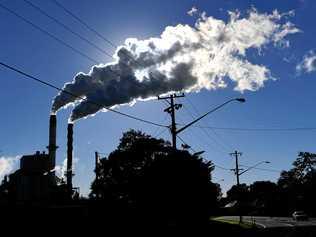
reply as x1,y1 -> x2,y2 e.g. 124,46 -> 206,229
230,150 -> 243,223
158,93 -> 185,149
230,150 -> 242,186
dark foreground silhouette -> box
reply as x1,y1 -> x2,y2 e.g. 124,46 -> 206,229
1,130 -> 316,236
89,129 -> 221,227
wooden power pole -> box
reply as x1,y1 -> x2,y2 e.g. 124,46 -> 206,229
158,93 -> 184,149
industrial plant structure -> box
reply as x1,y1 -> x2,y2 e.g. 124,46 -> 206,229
2,114 -> 76,203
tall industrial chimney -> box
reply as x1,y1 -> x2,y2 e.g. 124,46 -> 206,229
95,151 -> 100,181
66,123 -> 73,195
47,114 -> 58,173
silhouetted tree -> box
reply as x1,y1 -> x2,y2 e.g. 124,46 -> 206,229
90,129 -> 220,226
249,181 -> 279,216
277,152 -> 316,215
226,184 -> 251,214
90,129 -> 171,202
226,184 -> 250,203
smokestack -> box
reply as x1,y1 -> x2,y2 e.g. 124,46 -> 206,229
47,114 -> 58,172
66,123 -> 73,195
95,151 -> 100,181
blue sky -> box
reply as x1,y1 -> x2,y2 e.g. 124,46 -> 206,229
1,0 -> 316,196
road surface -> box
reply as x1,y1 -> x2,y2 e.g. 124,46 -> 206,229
218,216 -> 316,228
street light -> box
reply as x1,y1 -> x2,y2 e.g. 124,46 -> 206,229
176,97 -> 246,135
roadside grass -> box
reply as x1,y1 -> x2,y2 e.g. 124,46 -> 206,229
211,217 -> 255,229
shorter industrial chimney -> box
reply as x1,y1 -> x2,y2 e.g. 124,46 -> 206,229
47,114 -> 58,173
66,123 -> 73,195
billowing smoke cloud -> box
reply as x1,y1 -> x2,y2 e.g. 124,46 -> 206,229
0,156 -> 20,181
52,8 -> 299,122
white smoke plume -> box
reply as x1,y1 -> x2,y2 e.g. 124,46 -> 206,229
296,50 -> 316,74
187,6 -> 198,16
52,8 -> 299,122
0,156 -> 20,181
54,157 -> 79,179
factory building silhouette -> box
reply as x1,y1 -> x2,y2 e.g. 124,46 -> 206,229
4,114 -> 77,203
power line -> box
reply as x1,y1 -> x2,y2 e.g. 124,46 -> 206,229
0,3 -> 169,127
176,135 -> 196,153
0,3 -> 99,64
239,164 -> 281,173
171,97 -> 228,155
22,0 -> 114,59
5,2 -> 298,136
6,0 -> 162,86
49,0 -> 177,91
50,0 -> 117,49
154,127 -> 168,139
176,135 -> 233,172
214,164 -> 232,171
0,0 -> 132,91
152,113 -> 169,137
0,61 -> 167,128
191,125 -> 316,132
175,108 -> 228,155
177,135 -> 280,174
179,111 -> 229,155
182,97 -> 234,152
177,115 -> 231,155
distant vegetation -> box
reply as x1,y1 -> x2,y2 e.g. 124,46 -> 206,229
224,152 -> 316,216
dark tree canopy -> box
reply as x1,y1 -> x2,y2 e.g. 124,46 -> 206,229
277,151 -> 316,215
226,183 -> 252,204
249,181 -> 279,215
90,129 -> 220,226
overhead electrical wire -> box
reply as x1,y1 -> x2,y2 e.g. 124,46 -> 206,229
3,2 -> 313,136
0,1 -> 308,186
0,61 -> 167,128
0,1 -> 146,94
181,97 -> 234,152
176,114 -> 228,155
0,1 -> 138,85
0,3 -> 99,64
154,128 -> 168,139
0,2 -> 170,127
191,125 -> 316,132
0,1 -> 228,135
1,1 -> 179,129
214,164 -> 232,171
239,164 -> 282,173
176,136 -> 281,174
152,113 -> 169,138
49,0 -> 179,89
50,0 -> 117,49
176,135 -> 196,153
23,0 -> 114,59
176,135 -> 234,172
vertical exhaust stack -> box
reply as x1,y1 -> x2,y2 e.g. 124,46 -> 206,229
95,151 -> 100,181
66,123 -> 73,195
47,114 -> 58,173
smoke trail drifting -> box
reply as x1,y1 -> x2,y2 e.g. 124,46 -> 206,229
52,8 -> 299,122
